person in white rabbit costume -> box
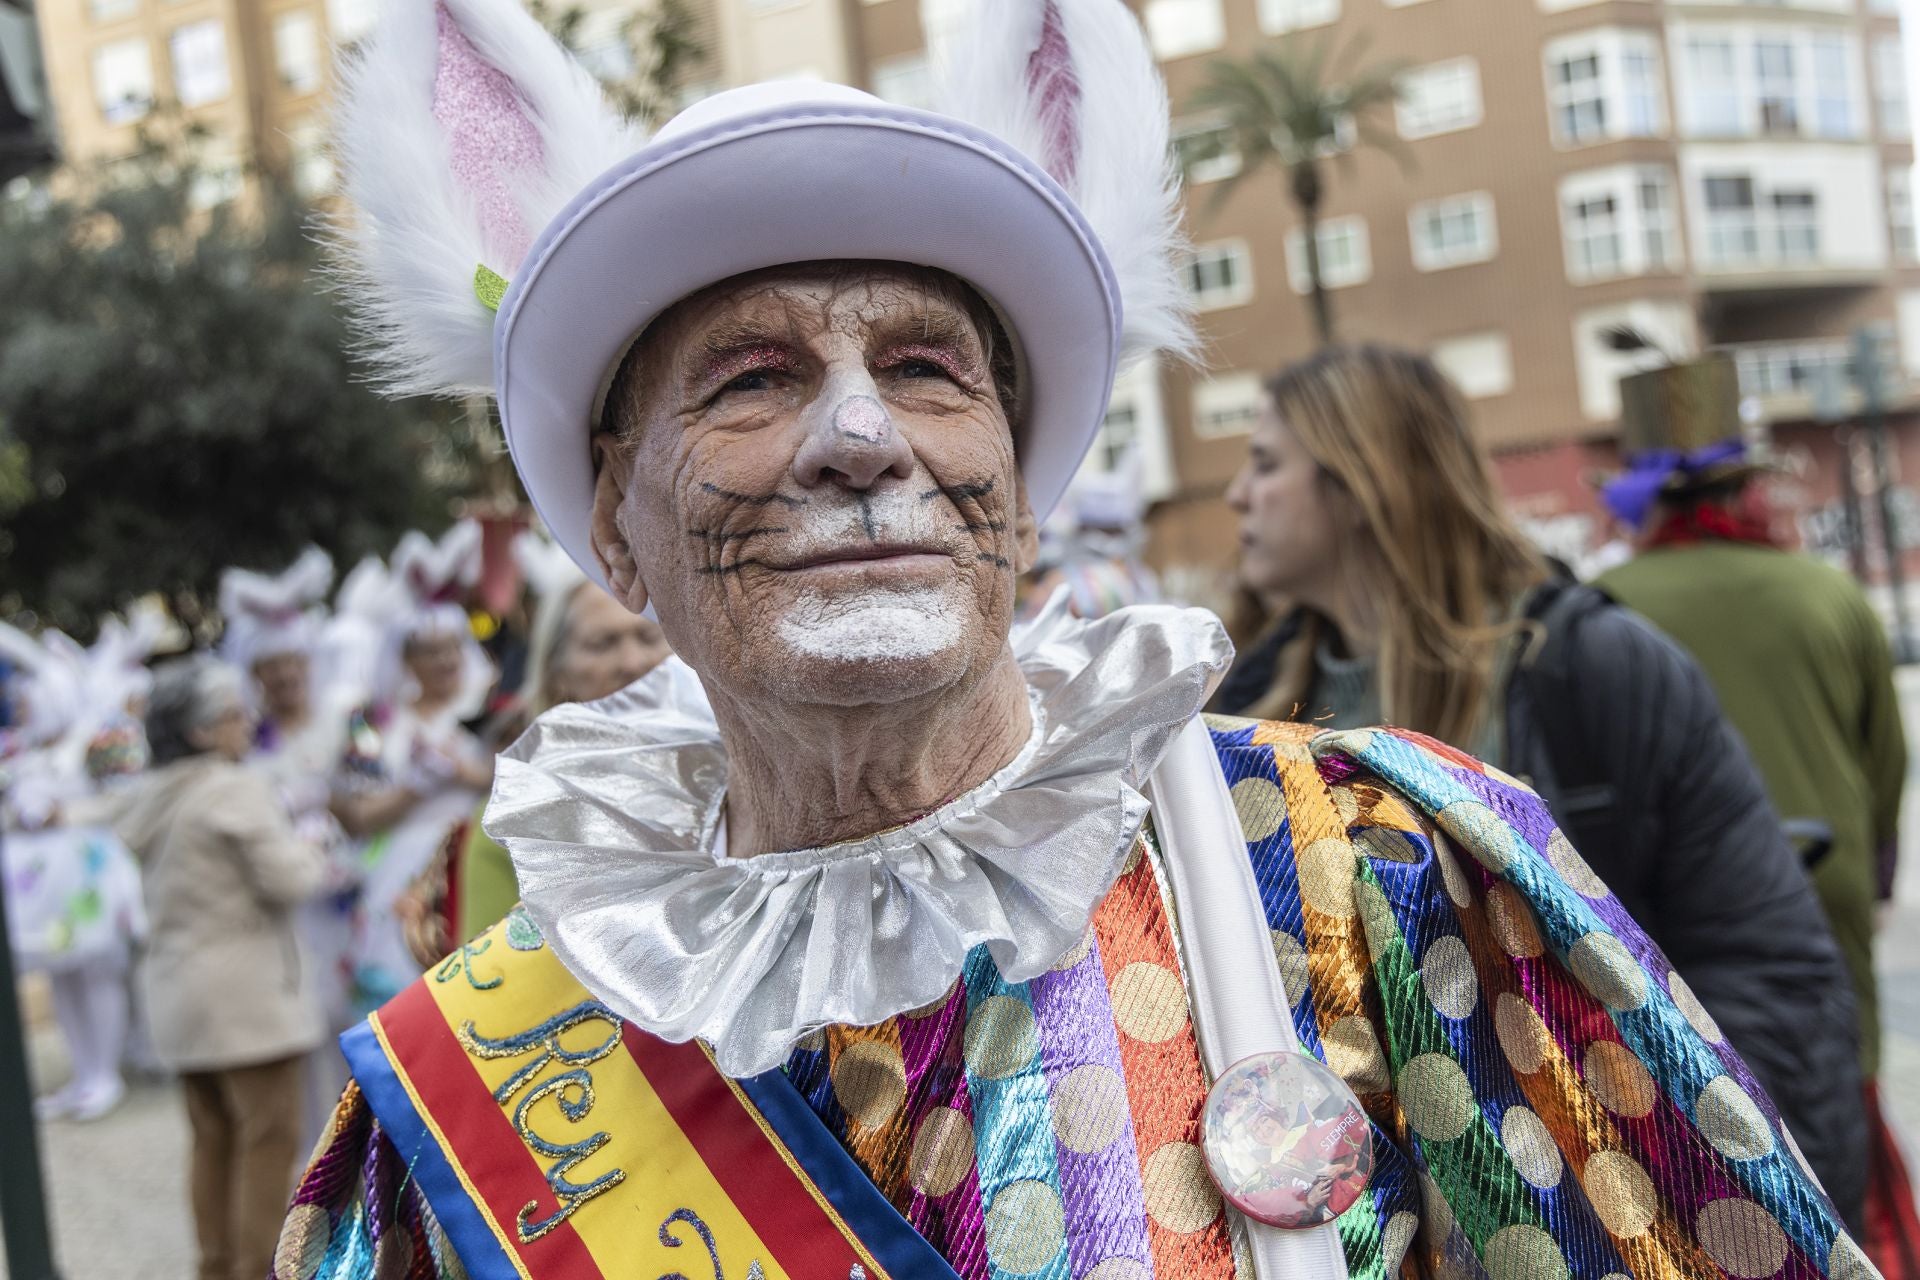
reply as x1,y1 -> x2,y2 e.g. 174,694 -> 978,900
271,0 -> 1871,1277
1,621 -> 151,1122
328,523 -> 497,1014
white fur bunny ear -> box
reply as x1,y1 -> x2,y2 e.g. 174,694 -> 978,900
513,529 -> 586,603
1,626 -> 90,749
330,0 -> 647,397
219,547 -> 335,626
219,547 -> 335,668
393,520 -> 484,607
938,0 -> 1196,369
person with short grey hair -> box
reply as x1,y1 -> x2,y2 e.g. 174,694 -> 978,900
108,654 -> 329,1280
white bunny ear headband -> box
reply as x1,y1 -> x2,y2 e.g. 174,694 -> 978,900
390,521 -> 483,626
218,546 -> 335,670
331,0 -> 1195,587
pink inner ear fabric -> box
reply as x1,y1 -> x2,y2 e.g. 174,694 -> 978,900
432,2 -> 546,274
1025,0 -> 1080,186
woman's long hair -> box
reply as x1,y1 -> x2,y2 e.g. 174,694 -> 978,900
1244,345 -> 1550,745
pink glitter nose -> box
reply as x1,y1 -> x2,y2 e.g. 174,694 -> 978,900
833,395 -> 892,444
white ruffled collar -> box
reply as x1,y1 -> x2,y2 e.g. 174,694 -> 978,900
486,595 -> 1231,1076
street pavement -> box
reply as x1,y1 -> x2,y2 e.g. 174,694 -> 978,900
9,682 -> 1920,1279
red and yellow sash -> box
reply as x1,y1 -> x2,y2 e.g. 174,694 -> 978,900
342,909 -> 957,1280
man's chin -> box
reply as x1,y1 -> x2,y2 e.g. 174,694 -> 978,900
750,584 -> 976,704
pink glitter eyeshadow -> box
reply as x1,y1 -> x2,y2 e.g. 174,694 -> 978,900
701,344 -> 796,390
886,343 -> 981,386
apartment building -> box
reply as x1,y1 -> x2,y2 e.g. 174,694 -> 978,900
26,0 -> 703,198
29,0 -> 1918,571
823,0 -> 1919,570
27,0 -> 368,197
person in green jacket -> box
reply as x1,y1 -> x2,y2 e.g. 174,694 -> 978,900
1598,435 -> 1914,1266
454,567 -> 673,942
1599,443 -> 1905,1073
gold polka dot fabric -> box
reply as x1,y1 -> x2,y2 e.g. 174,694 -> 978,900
781,834 -> 1240,1279
1201,716 -> 1871,1280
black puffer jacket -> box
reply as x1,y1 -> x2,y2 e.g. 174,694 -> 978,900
1215,579 -> 1868,1226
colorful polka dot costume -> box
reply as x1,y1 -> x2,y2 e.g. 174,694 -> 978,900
274,720 -> 1873,1280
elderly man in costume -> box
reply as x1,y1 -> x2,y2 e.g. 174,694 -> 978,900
273,2 -> 1873,1278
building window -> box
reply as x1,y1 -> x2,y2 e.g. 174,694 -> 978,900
170,20 -> 229,108
1890,167 -> 1915,262
1638,169 -> 1679,270
1430,332 -> 1514,400
1545,30 -> 1665,147
918,0 -> 970,52
273,11 -> 320,94
1875,36 -> 1910,140
1734,341 -> 1850,401
325,0 -> 377,44
1172,118 -> 1241,185
1184,239 -> 1254,310
1409,191 -> 1497,272
1771,189 -> 1819,261
1564,189 -> 1625,279
1096,398 -> 1139,471
89,0 -> 138,24
1621,40 -> 1663,135
1089,360 -> 1176,499
92,37 -> 153,124
1257,0 -> 1336,36
1572,301 -> 1696,421
1754,38 -> 1798,133
1190,373 -> 1266,439
1286,216 -> 1371,292
287,119 -> 333,196
1677,24 -> 1866,141
871,54 -> 934,110
1549,47 -> 1606,143
1699,172 -> 1825,268
1143,0 -> 1224,61
1809,34 -> 1854,138
1704,175 -> 1760,264
1682,34 -> 1742,135
1560,165 -> 1681,282
1397,58 -> 1482,140
573,8 -> 635,81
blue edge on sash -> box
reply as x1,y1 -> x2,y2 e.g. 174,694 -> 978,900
341,1022 -> 961,1280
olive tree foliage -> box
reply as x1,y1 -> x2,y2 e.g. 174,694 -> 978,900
0,126 -> 470,638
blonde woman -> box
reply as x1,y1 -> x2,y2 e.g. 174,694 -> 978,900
452,580 -> 671,940
1214,344 -> 1870,1224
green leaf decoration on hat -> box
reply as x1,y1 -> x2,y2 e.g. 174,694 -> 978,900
474,264 -> 509,314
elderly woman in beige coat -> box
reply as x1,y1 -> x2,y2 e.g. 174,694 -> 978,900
110,657 -> 328,1280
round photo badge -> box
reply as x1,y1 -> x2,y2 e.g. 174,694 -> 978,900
1200,1049 -> 1373,1229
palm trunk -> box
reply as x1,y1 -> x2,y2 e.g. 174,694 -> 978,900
1290,162 -> 1334,346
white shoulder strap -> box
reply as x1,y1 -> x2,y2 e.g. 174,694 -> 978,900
1145,717 -> 1351,1280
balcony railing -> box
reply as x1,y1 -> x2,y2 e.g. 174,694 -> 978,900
1703,210 -> 1822,270
1728,337 -> 1908,417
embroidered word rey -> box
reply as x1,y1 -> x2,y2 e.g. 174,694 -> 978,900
328,904 -> 904,1279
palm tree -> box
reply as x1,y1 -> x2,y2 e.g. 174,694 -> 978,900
1190,34 -> 1406,346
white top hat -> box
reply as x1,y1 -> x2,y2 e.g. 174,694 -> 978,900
330,0 -> 1195,587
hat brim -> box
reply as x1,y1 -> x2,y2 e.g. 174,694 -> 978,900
495,104 -> 1123,590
